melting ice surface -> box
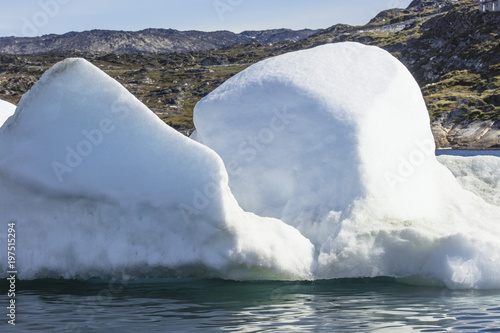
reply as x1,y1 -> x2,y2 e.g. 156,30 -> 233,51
0,43 -> 499,289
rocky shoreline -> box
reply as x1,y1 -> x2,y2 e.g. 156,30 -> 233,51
431,112 -> 500,149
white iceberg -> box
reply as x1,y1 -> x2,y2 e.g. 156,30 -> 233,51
194,42 -> 500,289
0,99 -> 16,127
1,44 -> 499,289
0,58 -> 314,280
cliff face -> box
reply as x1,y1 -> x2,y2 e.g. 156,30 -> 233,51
412,6 -> 500,148
381,2 -> 500,148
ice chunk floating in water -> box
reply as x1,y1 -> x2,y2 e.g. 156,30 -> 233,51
0,58 -> 314,281
194,42 -> 500,289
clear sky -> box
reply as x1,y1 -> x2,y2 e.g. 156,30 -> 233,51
0,0 -> 413,37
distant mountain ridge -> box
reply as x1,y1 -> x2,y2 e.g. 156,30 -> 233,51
0,28 -> 319,55
240,29 -> 319,43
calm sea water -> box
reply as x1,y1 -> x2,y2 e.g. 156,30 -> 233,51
436,149 -> 500,157
2,150 -> 500,332
2,278 -> 500,333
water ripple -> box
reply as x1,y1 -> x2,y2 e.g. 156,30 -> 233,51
2,278 -> 500,332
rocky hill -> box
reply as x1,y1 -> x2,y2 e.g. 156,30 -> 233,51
240,29 -> 319,43
0,0 -> 498,148
0,28 -> 318,55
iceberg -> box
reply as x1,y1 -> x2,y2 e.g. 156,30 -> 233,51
0,99 -> 16,127
0,58 -> 314,281
194,42 -> 500,289
1,43 -> 499,289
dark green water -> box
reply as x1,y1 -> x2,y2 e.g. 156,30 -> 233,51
2,278 -> 500,332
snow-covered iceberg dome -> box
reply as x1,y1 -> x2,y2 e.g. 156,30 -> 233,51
0,58 -> 314,280
194,42 -> 447,223
194,42 -> 500,289
0,99 -> 16,127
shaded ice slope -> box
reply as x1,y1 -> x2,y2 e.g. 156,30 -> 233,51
0,58 -> 314,280
194,43 -> 500,289
0,99 -> 16,126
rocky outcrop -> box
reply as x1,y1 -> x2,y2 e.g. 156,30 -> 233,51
240,29 -> 319,43
431,107 -> 500,148
407,0 -> 456,12
200,56 -> 229,66
432,118 -> 500,148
